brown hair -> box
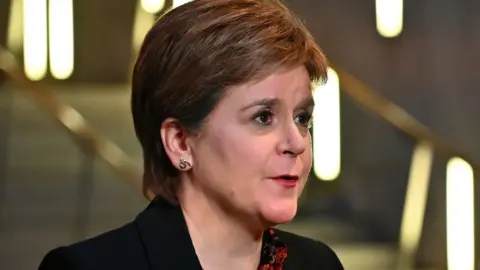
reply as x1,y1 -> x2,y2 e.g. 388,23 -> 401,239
131,0 -> 328,203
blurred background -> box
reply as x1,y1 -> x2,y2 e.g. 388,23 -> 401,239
0,0 -> 479,269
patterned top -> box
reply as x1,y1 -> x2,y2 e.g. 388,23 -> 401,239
258,228 -> 288,270
200,228 -> 287,270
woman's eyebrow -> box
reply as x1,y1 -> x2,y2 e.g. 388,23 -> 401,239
297,96 -> 315,108
240,98 -> 280,111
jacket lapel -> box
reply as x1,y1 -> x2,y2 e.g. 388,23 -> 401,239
135,197 -> 202,270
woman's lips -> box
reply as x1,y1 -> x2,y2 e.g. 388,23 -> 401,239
271,175 -> 299,187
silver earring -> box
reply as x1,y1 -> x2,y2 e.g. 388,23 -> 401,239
179,157 -> 191,170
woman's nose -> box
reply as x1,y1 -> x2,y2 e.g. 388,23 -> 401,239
277,123 -> 307,157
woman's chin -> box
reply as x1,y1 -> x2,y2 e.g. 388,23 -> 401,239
260,199 -> 298,225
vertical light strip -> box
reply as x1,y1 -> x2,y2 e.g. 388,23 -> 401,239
141,0 -> 165,13
132,0 -> 156,54
398,142 -> 433,269
172,0 -> 192,8
48,0 -> 74,80
375,0 -> 403,38
7,0 -> 23,52
23,0 -> 48,81
446,157 -> 475,270
313,68 -> 341,181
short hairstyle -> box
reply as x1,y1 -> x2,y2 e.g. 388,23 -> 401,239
131,0 -> 328,203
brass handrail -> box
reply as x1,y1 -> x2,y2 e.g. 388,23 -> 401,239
330,62 -> 480,173
0,48 -> 148,199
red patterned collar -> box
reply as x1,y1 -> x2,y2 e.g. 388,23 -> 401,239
258,228 -> 288,270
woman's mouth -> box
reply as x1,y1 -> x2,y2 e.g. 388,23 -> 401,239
271,175 -> 299,187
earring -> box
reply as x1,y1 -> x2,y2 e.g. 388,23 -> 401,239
179,157 -> 191,170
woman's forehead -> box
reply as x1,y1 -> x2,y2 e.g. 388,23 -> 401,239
222,67 -> 312,104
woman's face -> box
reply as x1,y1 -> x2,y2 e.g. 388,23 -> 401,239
189,66 -> 314,226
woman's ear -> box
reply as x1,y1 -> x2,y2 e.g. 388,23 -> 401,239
160,118 -> 193,171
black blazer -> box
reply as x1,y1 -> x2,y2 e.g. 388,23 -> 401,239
39,198 -> 344,269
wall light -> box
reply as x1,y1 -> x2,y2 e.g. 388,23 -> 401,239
23,0 -> 48,80
48,0 -> 74,80
375,0 -> 403,38
313,68 -> 341,181
141,0 -> 165,14
446,157 -> 475,270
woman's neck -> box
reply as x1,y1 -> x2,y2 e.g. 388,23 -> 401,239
178,184 -> 265,270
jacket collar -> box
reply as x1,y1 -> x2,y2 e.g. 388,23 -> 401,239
134,197 -> 202,270
134,197 -> 296,270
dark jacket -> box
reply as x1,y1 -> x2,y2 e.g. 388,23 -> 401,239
38,198 -> 344,269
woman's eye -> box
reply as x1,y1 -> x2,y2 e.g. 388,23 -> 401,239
295,112 -> 313,128
253,110 -> 274,125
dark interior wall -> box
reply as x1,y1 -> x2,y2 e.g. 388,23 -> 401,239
69,0 -> 138,83
0,0 -> 11,47
289,0 -> 480,267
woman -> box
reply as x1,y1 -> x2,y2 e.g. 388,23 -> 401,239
39,0 -> 343,269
